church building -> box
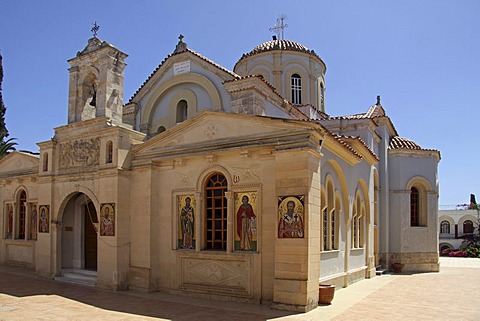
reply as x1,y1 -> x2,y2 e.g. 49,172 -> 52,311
0,30 -> 440,312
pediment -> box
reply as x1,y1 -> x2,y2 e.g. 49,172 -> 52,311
133,111 -> 321,157
0,152 -> 39,176
129,50 -> 238,104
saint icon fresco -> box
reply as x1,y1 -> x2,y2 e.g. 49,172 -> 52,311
278,196 -> 305,238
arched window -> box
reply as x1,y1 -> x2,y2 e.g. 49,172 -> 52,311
440,220 -> 450,234
43,153 -> 48,172
322,181 -> 338,251
410,187 -> 420,226
18,190 -> 27,239
106,141 -> 113,164
320,82 -> 325,111
322,208 -> 328,251
204,173 -> 228,250
463,220 -> 474,234
176,100 -> 188,123
157,126 -> 166,134
291,74 -> 302,105
352,204 -> 358,249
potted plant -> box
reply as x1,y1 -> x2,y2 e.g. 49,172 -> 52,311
392,262 -> 405,273
318,284 -> 335,305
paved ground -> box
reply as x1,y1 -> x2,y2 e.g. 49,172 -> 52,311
1,257 -> 479,320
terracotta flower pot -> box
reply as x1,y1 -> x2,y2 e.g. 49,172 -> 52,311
392,263 -> 405,273
318,284 -> 335,305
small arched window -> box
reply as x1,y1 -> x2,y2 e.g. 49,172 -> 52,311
291,74 -> 302,105
320,82 -> 325,111
43,153 -> 48,172
106,141 -> 113,164
440,220 -> 450,234
176,100 -> 188,123
157,126 -> 166,134
18,190 -> 27,239
463,220 -> 474,234
410,187 -> 420,226
204,173 -> 228,250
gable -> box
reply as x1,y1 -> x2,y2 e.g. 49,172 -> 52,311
133,111 -> 323,158
0,152 -> 39,177
129,51 -> 240,135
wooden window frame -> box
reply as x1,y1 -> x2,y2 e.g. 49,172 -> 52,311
204,173 -> 228,251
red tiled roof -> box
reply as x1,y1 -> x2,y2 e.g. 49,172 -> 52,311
389,136 -> 422,150
235,39 -> 325,69
336,135 -> 380,161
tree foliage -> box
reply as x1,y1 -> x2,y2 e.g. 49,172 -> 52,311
0,53 -> 8,138
0,53 -> 16,159
0,137 -> 17,159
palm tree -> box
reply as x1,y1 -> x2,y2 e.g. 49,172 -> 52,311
0,137 -> 17,159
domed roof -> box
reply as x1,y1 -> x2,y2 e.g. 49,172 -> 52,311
236,39 -> 324,67
389,136 -> 422,150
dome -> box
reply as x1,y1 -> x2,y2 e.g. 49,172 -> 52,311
389,136 -> 422,150
235,39 -> 324,67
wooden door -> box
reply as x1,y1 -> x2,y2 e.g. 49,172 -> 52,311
84,202 -> 98,270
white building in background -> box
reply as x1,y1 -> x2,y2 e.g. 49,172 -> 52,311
439,205 -> 479,251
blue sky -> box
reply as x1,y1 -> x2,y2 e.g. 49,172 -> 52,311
1,0 -> 479,206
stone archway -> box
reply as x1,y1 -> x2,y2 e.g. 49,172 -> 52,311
60,193 -> 98,271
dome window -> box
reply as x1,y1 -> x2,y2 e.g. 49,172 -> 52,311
291,74 -> 302,105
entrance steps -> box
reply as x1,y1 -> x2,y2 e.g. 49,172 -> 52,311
375,265 -> 388,276
55,268 -> 97,287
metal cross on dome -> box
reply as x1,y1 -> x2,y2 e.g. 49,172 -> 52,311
269,15 -> 288,40
91,21 -> 100,37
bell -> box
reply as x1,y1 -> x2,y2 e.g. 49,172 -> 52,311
89,84 -> 96,107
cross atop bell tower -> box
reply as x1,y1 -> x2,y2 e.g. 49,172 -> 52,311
67,25 -> 128,125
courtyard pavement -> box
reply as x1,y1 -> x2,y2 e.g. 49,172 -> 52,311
0,257 -> 479,320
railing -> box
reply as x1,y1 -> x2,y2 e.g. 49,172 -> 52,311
439,204 -> 471,210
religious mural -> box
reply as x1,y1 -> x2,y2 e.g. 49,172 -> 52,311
234,192 -> 257,251
30,203 -> 38,240
178,195 -> 195,249
39,205 -> 50,233
5,203 -> 13,239
278,195 -> 305,238
100,203 -> 115,236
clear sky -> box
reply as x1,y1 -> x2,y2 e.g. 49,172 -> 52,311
1,0 -> 478,206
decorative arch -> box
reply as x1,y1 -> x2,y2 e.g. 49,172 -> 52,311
440,220 -> 451,234
243,60 -> 275,76
14,185 -> 30,200
142,73 -> 221,128
56,186 -> 100,224
197,164 -> 232,191
325,160 -> 349,216
406,176 -> 431,227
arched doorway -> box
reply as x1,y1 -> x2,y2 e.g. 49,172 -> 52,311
61,193 -> 98,271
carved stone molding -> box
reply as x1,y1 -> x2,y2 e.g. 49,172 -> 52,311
59,138 -> 100,169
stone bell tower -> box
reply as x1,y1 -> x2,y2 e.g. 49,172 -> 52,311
67,25 -> 127,125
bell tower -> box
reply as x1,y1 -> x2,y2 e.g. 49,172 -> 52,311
67,25 -> 127,125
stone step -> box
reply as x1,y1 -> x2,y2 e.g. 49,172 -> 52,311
54,268 -> 97,287
375,269 -> 388,276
